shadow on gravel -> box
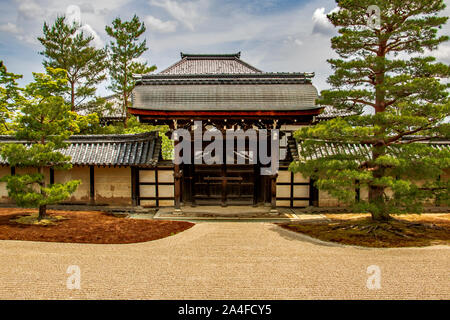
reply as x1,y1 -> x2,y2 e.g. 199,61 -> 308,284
267,223 -> 345,248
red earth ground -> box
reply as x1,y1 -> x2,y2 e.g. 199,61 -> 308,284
0,208 -> 194,244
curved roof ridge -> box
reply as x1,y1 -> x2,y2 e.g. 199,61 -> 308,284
181,52 -> 241,59
158,52 -> 262,75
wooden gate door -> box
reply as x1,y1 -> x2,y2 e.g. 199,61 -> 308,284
192,164 -> 256,206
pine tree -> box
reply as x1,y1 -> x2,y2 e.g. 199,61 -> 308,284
290,0 -> 450,221
105,15 -> 156,127
38,16 -> 107,111
0,68 -> 80,220
0,61 -> 23,133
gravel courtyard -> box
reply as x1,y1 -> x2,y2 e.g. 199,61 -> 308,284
0,222 -> 449,299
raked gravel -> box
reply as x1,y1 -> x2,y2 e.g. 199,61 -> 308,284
0,222 -> 448,299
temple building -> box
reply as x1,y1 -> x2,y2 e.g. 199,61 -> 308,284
0,52 -> 446,211
130,52 -> 323,211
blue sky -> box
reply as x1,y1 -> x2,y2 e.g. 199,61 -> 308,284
1,0 -> 449,97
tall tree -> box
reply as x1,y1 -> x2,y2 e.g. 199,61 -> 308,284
105,15 -> 156,127
290,0 -> 450,221
38,16 -> 107,111
0,68 -> 80,220
0,61 -> 23,133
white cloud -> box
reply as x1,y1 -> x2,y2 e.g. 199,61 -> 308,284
284,35 -> 303,47
312,7 -> 336,36
294,39 -> 303,46
79,24 -> 104,48
0,22 -> 20,34
16,0 -> 45,19
430,44 -> 450,64
149,0 -> 209,31
78,3 -> 95,14
145,15 -> 177,33
64,5 -> 105,48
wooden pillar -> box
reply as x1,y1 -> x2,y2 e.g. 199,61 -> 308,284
89,166 -> 95,205
173,120 -> 182,213
309,177 -> 319,207
270,120 -> 279,214
221,164 -> 227,207
10,166 -> 15,176
253,164 -> 259,206
253,133 -> 260,207
355,179 -> 360,202
270,173 -> 278,214
290,171 -> 294,208
131,166 -> 139,206
155,167 -> 159,208
174,164 -> 182,210
190,164 -> 196,207
50,168 -> 55,185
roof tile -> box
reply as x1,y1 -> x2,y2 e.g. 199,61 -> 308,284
0,132 -> 161,167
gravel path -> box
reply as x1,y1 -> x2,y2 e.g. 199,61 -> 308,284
0,222 -> 449,299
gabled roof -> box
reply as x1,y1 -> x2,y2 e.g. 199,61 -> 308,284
159,52 -> 262,75
0,132 -> 161,167
132,51 -> 320,113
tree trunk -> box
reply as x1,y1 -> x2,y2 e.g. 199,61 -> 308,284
38,204 -> 47,221
368,185 -> 391,221
123,63 -> 128,128
123,91 -> 128,129
38,166 -> 46,220
71,81 -> 75,112
369,145 -> 391,222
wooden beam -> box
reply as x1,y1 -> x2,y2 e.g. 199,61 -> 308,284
129,108 -> 322,117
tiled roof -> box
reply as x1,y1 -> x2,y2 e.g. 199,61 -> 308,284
288,136 -> 449,163
0,132 -> 161,167
158,52 -> 262,75
132,81 -> 319,111
133,51 -> 319,112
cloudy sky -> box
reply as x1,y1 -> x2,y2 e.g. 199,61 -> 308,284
1,0 -> 449,97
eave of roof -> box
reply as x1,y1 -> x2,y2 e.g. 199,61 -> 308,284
131,83 -> 320,112
0,132 -> 161,167
137,72 -> 314,81
288,136 -> 450,163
